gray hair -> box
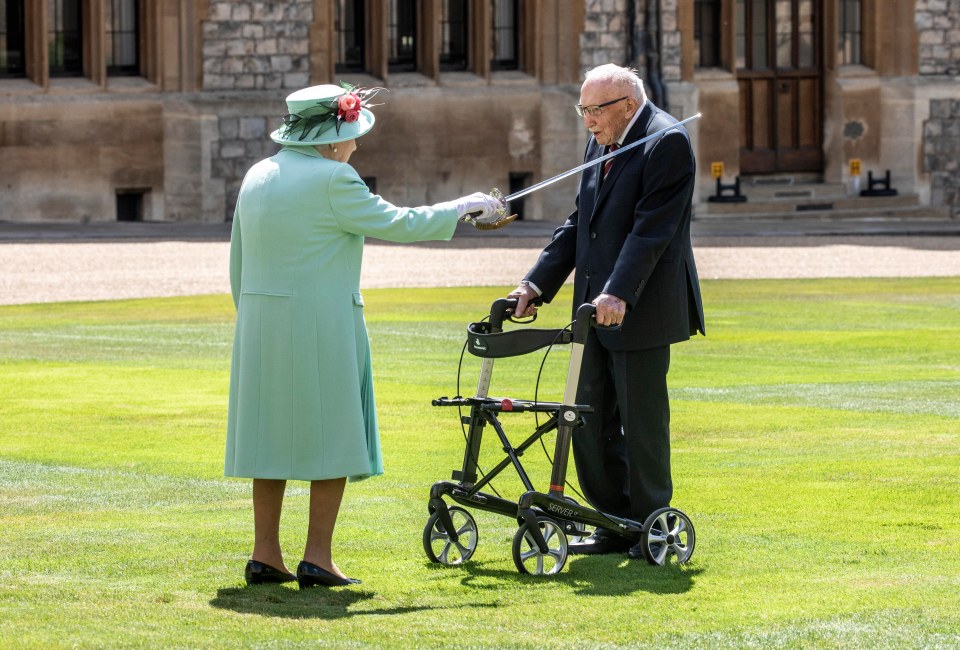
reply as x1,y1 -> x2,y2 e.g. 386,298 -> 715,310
584,64 -> 647,104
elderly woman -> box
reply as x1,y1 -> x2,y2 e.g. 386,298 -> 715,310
226,83 -> 503,588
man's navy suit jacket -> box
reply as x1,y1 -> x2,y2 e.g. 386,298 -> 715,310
526,102 -> 705,351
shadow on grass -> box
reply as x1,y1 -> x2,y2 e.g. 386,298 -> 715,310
447,557 -> 702,596
210,585 -> 498,619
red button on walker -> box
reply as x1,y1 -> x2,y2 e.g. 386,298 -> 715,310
501,399 -> 514,411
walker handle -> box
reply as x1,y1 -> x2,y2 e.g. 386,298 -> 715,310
572,303 -> 597,343
488,297 -> 542,331
489,298 -> 518,331
572,303 -> 620,343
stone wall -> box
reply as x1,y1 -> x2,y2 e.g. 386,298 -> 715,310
580,0 -> 630,71
924,99 -> 960,217
202,1 -> 313,90
0,97 -> 165,222
578,0 -> 681,87
212,105 -> 282,216
916,0 -> 960,76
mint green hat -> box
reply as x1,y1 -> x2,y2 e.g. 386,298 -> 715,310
270,82 -> 382,146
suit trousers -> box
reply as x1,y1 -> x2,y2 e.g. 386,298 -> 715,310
572,329 -> 672,523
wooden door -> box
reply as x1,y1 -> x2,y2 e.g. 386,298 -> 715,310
737,0 -> 823,174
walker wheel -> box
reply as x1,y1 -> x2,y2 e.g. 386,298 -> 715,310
512,516 -> 568,575
422,505 -> 478,565
639,507 -> 695,566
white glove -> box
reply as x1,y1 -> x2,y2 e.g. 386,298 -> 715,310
454,192 -> 504,224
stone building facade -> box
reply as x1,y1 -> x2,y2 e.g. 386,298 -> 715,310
924,99 -> 960,217
1,0 -> 958,223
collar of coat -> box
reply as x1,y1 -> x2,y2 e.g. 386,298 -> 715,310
281,144 -> 324,158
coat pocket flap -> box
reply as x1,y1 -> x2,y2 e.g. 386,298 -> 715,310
352,292 -> 364,307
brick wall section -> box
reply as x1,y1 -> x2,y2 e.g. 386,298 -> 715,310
203,1 -> 314,217
924,99 -> 960,218
202,1 -> 313,90
213,111 -> 282,218
578,0 -> 681,82
916,0 -> 960,76
580,0 -> 630,72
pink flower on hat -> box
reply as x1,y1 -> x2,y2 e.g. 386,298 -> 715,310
342,108 -> 361,123
338,93 -> 360,113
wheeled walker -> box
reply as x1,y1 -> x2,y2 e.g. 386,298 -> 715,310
423,299 -> 695,576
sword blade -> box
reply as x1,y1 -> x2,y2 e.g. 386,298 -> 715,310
504,113 -> 701,203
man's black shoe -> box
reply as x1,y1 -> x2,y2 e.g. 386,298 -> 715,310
627,541 -> 646,561
567,530 -> 633,555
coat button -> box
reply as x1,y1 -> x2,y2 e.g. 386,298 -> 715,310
590,232 -> 597,239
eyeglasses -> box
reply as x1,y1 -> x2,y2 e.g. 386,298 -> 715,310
574,96 -> 628,117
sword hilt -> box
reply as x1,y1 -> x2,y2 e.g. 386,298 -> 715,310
464,187 -> 516,229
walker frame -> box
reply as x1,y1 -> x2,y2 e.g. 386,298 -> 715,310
423,299 -> 695,575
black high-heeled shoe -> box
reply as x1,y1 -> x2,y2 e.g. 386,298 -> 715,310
296,561 -> 361,588
245,560 -> 297,585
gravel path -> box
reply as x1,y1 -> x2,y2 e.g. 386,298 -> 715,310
1,233 -> 958,305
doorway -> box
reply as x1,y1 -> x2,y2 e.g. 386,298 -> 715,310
736,0 -> 823,174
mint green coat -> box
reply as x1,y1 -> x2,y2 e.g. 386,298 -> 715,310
225,145 -> 459,481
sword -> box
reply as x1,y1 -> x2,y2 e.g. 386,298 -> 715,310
506,112 -> 702,202
465,112 -> 701,230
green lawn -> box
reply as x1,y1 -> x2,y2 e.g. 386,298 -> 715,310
1,279 -> 958,648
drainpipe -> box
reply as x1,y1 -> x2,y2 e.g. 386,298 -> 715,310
645,0 -> 667,109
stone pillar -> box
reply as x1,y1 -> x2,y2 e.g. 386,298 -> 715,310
924,98 -> 960,218
163,101 -> 225,222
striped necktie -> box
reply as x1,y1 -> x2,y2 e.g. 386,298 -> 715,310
603,143 -> 620,178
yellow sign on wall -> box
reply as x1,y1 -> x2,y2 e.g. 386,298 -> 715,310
849,159 -> 862,176
711,162 -> 724,179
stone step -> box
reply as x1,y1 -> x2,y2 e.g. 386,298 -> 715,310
739,177 -> 847,201
706,174 -> 907,203
691,213 -> 960,237
696,200 -> 950,220
701,192 -> 925,215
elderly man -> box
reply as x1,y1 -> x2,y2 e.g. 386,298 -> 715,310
509,63 -> 704,558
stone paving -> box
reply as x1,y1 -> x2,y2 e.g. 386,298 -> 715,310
1,220 -> 959,305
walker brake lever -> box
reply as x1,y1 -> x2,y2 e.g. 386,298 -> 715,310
506,296 -> 543,324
